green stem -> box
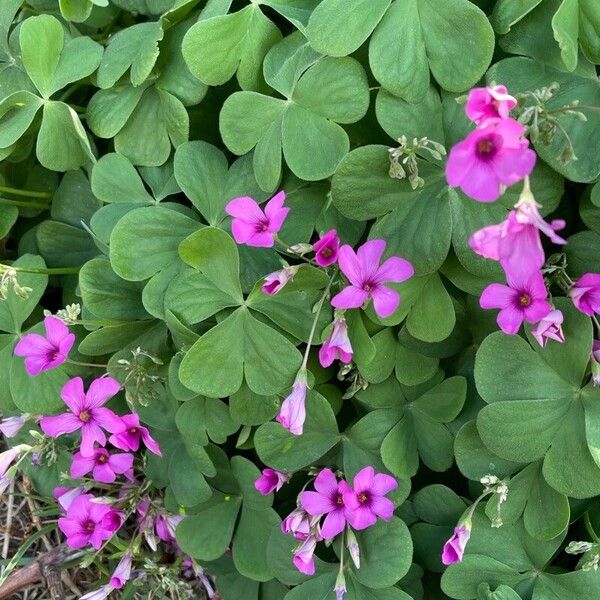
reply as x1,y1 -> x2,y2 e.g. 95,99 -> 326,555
301,276 -> 335,370
0,186 -> 51,199
0,197 -> 50,210
13,266 -> 80,275
584,512 -> 600,543
72,319 -> 131,328
66,359 -> 108,369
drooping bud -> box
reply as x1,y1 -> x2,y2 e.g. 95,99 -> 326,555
346,527 -> 360,569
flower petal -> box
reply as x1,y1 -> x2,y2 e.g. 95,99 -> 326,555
370,285 -> 400,318
320,508 -> 346,540
40,413 -> 81,438
479,283 -> 514,310
300,491 -> 334,516
60,377 -> 86,414
86,377 -> 121,409
336,245 -> 362,286
331,286 -> 368,310
374,256 -> 414,284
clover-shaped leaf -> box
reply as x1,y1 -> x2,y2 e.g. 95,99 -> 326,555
220,37 -> 369,189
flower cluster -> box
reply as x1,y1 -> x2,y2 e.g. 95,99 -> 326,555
258,466 -> 396,598
226,191 -> 414,436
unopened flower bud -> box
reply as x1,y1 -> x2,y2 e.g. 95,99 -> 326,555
566,541 -> 594,555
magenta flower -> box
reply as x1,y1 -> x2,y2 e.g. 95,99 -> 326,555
531,309 -> 565,348
480,271 -> 551,335
465,85 -> 517,125
281,507 -> 313,541
313,229 -> 340,267
262,266 -> 297,295
110,553 -> 133,589
276,370 -> 308,436
0,415 -> 28,438
58,493 -> 117,550
255,468 -> 289,495
293,535 -> 318,575
70,447 -> 134,484
301,468 -> 350,540
319,316 -> 353,368
80,586 -> 112,600
40,376 -> 124,457
108,413 -> 161,456
592,341 -> 600,386
442,524 -> 471,565
342,466 -> 397,531
446,118 -> 536,202
156,514 -> 183,543
13,316 -> 75,376
331,240 -> 414,319
225,191 -> 289,248
570,273 -> 600,316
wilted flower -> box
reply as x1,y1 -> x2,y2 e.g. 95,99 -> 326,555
40,377 -> 124,457
531,309 -> 565,347
281,507 -> 312,541
276,370 -> 308,436
446,118 -> 536,202
442,522 -> 472,565
319,316 -> 353,368
262,266 -> 298,295
110,552 -> 133,589
293,535 -> 318,575
0,414 -> 28,438
465,85 -> 517,125
313,229 -> 340,267
331,240 -> 413,318
225,191 -> 289,248
13,316 -> 75,376
255,468 -> 289,495
570,273 -> 600,316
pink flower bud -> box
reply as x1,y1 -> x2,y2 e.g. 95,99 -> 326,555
442,522 -> 471,565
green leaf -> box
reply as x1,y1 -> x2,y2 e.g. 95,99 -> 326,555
91,153 -> 155,205
169,444 -> 212,506
97,22 -> 164,89
182,4 -> 282,91
179,307 -> 302,398
306,0 -> 391,57
110,206 -> 198,281
255,390 -> 339,471
36,102 -> 95,172
36,221 -> 97,267
20,15 -> 102,98
0,91 -> 43,149
10,359 -> 69,413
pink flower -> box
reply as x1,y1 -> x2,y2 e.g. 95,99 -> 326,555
281,507 -> 313,541
255,468 -> 289,495
262,266 -> 297,295
331,240 -> 414,319
319,316 -> 353,368
110,552 -> 133,589
480,271 -> 552,335
108,413 -> 161,456
465,85 -> 517,125
80,586 -> 112,600
70,447 -> 134,484
442,524 -> 471,565
293,535 -> 318,575
0,415 -> 28,438
58,493 -> 116,550
531,309 -> 565,348
54,486 -> 85,511
103,508 -> 125,533
313,229 -> 340,267
225,191 -> 289,248
0,447 -> 21,478
570,273 -> 600,316
446,118 -> 536,202
342,466 -> 397,531
13,316 -> 75,376
591,341 -> 600,387
301,469 -> 350,540
469,193 -> 565,280
40,377 -> 124,457
276,370 -> 308,436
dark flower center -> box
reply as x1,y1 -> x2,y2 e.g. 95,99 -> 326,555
321,247 -> 333,258
255,220 -> 269,233
97,454 -> 108,464
358,492 -> 369,504
363,283 -> 373,293
83,520 -> 95,533
79,410 -> 91,423
475,134 -> 502,160
519,294 -> 531,307
336,494 -> 344,505
129,427 -> 138,435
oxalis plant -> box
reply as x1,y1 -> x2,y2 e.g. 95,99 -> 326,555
0,1 -> 599,599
